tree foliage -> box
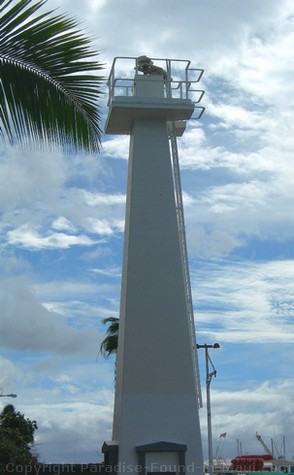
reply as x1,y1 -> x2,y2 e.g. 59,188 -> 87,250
0,0 -> 103,151
100,316 -> 119,358
0,404 -> 38,465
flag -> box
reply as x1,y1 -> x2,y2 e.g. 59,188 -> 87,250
219,432 -> 227,438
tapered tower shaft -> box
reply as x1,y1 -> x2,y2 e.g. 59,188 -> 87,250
103,57 -> 205,475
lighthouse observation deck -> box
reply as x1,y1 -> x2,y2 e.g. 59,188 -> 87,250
105,56 -> 205,135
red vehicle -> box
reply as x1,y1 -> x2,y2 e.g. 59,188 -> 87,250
230,454 -> 273,471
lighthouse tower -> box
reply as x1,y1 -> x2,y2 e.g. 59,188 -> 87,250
103,56 -> 205,475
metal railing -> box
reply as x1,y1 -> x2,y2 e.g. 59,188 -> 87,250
107,56 -> 205,115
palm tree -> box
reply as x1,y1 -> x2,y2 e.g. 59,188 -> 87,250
0,0 -> 103,151
100,316 -> 119,358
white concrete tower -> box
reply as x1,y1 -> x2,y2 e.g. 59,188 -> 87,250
103,56 -> 205,475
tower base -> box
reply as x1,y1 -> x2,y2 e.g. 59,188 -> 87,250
102,440 -> 202,475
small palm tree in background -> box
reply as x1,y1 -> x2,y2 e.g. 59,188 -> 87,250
0,0 -> 103,151
100,316 -> 119,358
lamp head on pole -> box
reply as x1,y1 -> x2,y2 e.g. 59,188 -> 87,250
196,343 -> 220,349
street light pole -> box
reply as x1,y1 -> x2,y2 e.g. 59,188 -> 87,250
197,343 -> 220,475
0,393 -> 17,398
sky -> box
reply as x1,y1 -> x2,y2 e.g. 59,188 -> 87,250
1,0 -> 294,465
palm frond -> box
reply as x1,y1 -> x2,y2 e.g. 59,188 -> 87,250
100,316 -> 119,358
0,0 -> 104,151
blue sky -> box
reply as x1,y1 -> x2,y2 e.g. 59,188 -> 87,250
1,0 -> 294,465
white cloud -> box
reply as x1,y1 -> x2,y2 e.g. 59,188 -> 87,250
83,191 -> 126,207
52,217 -> 77,233
7,225 -> 96,250
0,278 -> 100,355
0,147 -> 66,210
202,380 -> 294,459
33,277 -> 121,327
191,259 -> 294,344
102,136 -> 130,160
86,217 -> 124,235
0,357 -> 21,392
24,396 -> 114,463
